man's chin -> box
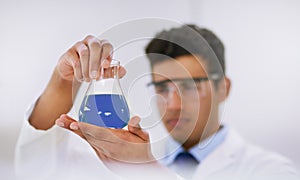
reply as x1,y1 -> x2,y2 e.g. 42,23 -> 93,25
169,130 -> 193,144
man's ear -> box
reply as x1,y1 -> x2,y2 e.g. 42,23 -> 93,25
217,77 -> 231,103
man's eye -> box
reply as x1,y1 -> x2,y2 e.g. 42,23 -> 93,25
155,85 -> 168,93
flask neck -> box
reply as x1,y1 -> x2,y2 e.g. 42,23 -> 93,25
88,65 -> 121,95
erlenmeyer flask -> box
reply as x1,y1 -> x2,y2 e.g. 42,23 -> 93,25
79,60 -> 130,128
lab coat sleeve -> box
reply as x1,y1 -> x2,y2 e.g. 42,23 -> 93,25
14,99 -> 120,180
14,99 -> 74,179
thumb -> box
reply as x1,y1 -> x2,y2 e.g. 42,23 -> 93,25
128,115 -> 141,128
128,116 -> 149,141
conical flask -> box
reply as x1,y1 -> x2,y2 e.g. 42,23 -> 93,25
79,60 -> 130,128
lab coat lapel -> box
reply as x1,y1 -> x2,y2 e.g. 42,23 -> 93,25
194,129 -> 245,178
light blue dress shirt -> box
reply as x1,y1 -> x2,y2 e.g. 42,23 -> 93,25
159,125 -> 228,178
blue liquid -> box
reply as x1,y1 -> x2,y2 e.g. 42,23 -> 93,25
79,94 -> 130,128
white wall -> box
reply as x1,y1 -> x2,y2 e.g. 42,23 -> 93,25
1,0 -> 299,178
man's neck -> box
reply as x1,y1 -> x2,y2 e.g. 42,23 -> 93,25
182,124 -> 222,151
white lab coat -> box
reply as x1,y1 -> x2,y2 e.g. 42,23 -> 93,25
192,129 -> 299,180
15,101 -> 121,180
15,102 -> 299,180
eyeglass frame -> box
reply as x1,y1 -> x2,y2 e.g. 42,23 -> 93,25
146,73 -> 222,99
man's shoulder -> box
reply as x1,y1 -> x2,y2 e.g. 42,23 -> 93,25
197,128 -> 298,179
223,128 -> 293,163
221,128 -> 298,176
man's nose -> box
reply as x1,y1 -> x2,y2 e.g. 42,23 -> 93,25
166,88 -> 182,110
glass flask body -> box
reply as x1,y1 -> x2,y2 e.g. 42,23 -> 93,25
79,60 -> 130,128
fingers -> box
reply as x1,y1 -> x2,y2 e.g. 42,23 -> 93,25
55,114 -> 85,139
73,42 -> 88,81
58,49 -> 81,82
56,115 -> 152,163
56,117 -> 114,162
82,36 -> 113,80
86,36 -> 102,79
128,116 -> 141,128
58,35 -> 116,82
56,114 -> 149,143
128,116 -> 149,141
119,66 -> 126,78
99,40 -> 113,68
77,122 -> 116,143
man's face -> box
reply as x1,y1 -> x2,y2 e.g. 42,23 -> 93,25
152,55 -> 221,149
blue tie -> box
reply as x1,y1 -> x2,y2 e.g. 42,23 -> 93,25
173,152 -> 199,179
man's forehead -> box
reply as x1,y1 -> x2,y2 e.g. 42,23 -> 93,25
152,55 -> 208,81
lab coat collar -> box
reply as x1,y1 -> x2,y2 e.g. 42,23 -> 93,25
159,125 -> 229,166
194,128 -> 246,178
190,125 -> 228,163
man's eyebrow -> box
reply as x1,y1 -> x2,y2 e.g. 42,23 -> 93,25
147,77 -> 210,87
147,79 -> 172,87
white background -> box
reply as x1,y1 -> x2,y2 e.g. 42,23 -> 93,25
1,0 -> 299,179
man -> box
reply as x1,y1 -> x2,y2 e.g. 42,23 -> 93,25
140,25 -> 298,179
15,24 -> 298,179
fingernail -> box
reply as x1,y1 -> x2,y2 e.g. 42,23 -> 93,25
56,121 -> 64,127
102,59 -> 109,67
91,70 -> 97,79
70,123 -> 79,130
78,77 -> 84,82
130,116 -> 140,126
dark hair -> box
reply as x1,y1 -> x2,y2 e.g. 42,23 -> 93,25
145,24 -> 225,76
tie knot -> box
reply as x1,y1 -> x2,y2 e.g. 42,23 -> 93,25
172,151 -> 199,179
174,151 -> 199,164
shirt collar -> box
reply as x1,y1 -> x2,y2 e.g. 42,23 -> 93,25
159,125 -> 228,166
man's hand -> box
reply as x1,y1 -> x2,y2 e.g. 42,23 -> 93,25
55,115 -> 181,179
29,35 -> 126,130
57,36 -> 126,82
55,114 -> 155,163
